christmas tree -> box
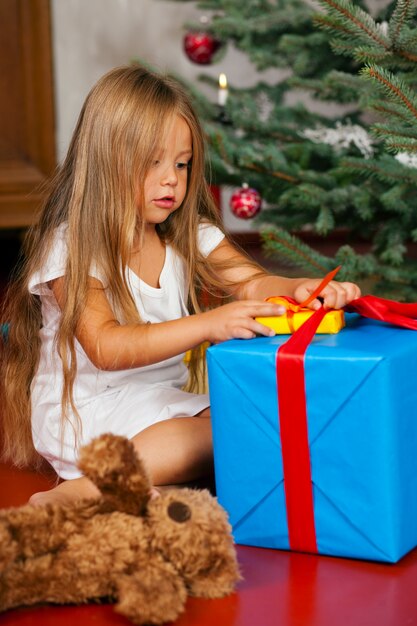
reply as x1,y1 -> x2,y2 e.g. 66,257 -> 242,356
169,0 -> 417,299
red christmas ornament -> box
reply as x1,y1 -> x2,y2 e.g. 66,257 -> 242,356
183,30 -> 221,65
230,184 -> 262,219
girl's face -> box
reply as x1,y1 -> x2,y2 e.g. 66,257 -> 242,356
141,115 -> 193,227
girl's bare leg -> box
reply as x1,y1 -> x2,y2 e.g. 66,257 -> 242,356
29,409 -> 212,506
134,409 -> 213,485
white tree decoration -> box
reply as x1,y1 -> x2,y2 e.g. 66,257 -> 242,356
300,121 -> 375,158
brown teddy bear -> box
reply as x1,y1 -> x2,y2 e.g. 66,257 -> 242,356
0,433 -> 240,625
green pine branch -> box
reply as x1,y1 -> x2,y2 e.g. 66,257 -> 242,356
361,64 -> 417,126
339,154 -> 417,185
390,0 -> 417,41
315,0 -> 391,49
260,227 -> 334,275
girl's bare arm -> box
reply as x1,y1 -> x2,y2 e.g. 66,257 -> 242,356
50,276 -> 284,371
208,239 -> 361,310
51,238 -> 360,371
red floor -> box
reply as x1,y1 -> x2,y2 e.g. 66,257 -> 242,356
1,462 -> 417,626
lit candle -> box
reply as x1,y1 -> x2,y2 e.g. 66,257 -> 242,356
218,73 -> 228,107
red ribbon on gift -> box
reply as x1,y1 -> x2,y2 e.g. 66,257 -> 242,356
276,270 -> 417,553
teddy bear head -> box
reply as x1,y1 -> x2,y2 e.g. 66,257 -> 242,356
146,487 -> 239,598
78,433 -> 241,598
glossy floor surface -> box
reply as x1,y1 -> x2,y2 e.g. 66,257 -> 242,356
1,462 -> 417,626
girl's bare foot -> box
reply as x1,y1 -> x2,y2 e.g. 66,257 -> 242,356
29,478 -> 161,507
28,476 -> 100,507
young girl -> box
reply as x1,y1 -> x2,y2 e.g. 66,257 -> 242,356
0,65 -> 360,506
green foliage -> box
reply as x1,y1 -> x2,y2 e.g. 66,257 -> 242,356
169,0 -> 417,299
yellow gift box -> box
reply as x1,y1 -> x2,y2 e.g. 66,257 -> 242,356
256,296 -> 345,335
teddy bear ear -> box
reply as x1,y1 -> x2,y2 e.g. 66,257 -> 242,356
77,433 -> 151,516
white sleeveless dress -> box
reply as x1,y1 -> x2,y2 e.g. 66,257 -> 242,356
28,222 -> 224,479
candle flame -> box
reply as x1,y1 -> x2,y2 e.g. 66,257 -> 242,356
219,73 -> 227,89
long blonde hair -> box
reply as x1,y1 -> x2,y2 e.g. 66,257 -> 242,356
0,65 -> 264,468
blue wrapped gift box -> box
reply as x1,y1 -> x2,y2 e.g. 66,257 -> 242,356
207,314 -> 417,562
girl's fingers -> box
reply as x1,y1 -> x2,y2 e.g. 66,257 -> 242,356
231,321 -> 274,339
345,282 -> 362,301
321,282 -> 361,309
252,320 -> 276,337
206,301 -> 286,343
226,321 -> 259,340
303,281 -> 361,310
246,302 -> 286,317
230,315 -> 278,339
227,303 -> 285,339
321,285 -> 346,309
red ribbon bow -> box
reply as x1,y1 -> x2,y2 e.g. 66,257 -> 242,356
276,269 -> 417,553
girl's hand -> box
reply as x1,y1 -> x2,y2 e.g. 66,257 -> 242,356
203,300 -> 286,343
293,280 -> 361,310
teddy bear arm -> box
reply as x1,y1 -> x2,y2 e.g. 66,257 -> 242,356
115,560 -> 188,625
0,553 -> 59,612
0,505 -> 75,564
